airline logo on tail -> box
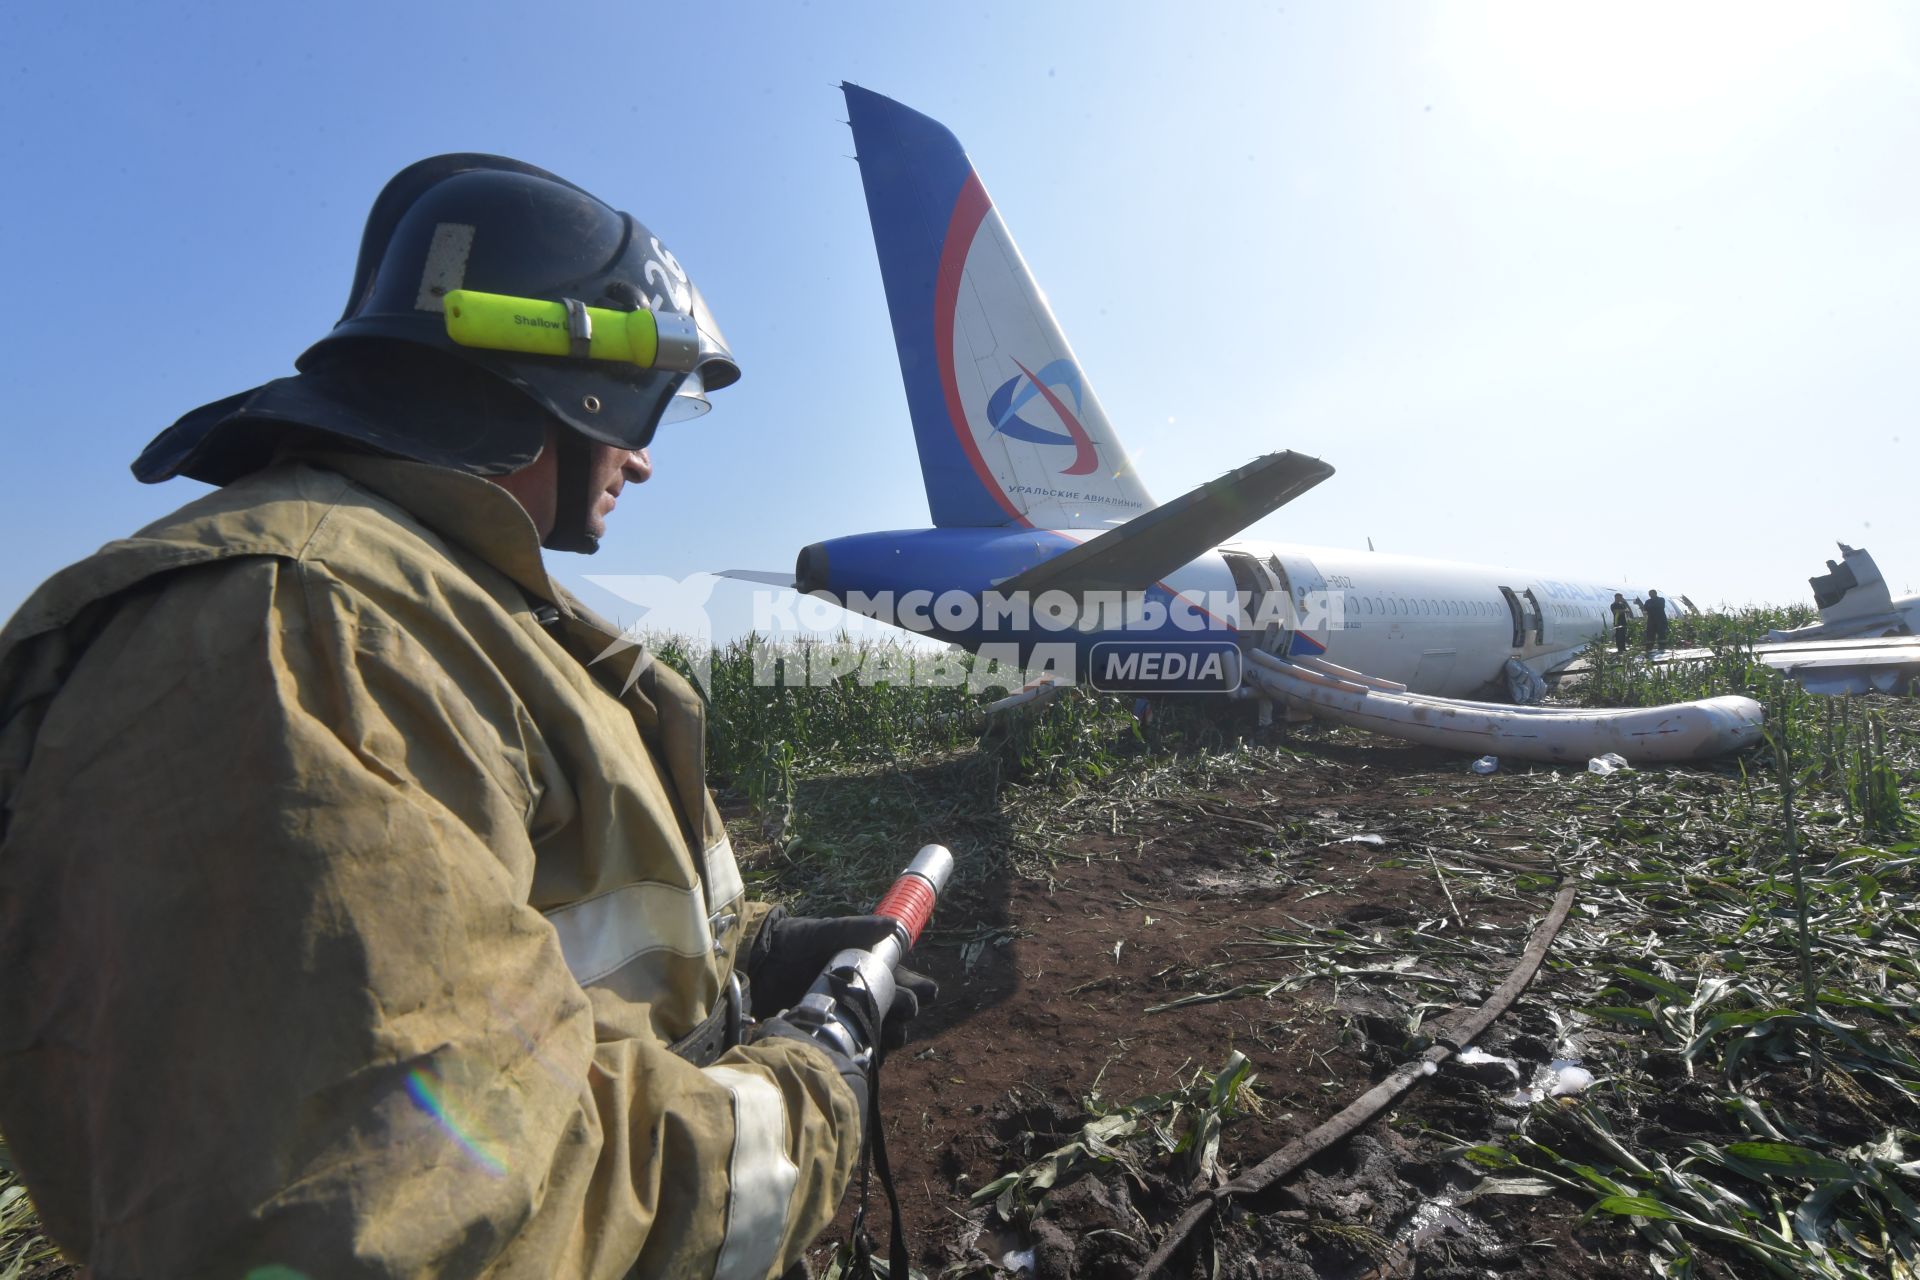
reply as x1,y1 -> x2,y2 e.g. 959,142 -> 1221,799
986,359 -> 1097,476
936,175 -> 1118,494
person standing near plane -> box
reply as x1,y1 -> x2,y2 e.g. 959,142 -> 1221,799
1643,588 -> 1671,652
1610,592 -> 1633,653
0,154 -> 927,1279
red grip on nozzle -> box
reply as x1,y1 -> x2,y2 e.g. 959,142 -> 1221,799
873,874 -> 937,947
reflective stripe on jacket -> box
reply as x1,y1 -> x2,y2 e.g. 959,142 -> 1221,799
0,454 -> 857,1279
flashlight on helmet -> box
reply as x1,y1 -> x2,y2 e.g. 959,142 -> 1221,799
441,289 -> 702,372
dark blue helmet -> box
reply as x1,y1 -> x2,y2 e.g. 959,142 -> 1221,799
135,154 -> 738,489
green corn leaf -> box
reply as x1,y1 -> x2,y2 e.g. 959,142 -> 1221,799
1791,1177 -> 1859,1244
970,1172 -> 1018,1203
1608,965 -> 1692,1002
1461,1143 -> 1518,1170
1586,1194 -> 1679,1222
1722,1142 -> 1859,1183
1208,1051 -> 1253,1109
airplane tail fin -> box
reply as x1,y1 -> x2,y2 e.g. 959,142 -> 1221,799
843,84 -> 1155,530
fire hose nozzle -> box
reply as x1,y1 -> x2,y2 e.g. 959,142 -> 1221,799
788,844 -> 955,1061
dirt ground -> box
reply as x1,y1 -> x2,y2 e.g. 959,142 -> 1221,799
790,740 -> 1659,1280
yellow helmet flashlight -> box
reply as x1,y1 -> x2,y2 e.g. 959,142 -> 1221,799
442,289 -> 702,372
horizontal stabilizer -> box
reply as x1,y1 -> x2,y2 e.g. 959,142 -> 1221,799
997,450 -> 1333,597
719,569 -> 797,589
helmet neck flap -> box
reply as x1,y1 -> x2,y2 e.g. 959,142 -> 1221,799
548,427 -> 604,556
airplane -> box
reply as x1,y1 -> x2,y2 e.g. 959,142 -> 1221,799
1635,543 -> 1920,695
1770,544 -> 1918,643
746,84 -> 1688,706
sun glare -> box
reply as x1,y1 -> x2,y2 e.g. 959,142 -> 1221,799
1438,1 -> 1894,168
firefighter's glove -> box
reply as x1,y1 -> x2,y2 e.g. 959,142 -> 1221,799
751,1015 -> 868,1131
747,908 -> 939,1049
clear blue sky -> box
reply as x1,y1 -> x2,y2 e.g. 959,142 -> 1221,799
4,2 -> 1914,638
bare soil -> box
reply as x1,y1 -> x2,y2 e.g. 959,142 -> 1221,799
784,737 -> 1660,1279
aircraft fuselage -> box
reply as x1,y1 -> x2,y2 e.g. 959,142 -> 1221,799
798,527 -> 1643,699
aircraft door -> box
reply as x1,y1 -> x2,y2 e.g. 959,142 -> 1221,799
1222,551 -> 1286,654
1498,586 -> 1526,649
1269,553 -> 1331,658
1523,588 -> 1547,646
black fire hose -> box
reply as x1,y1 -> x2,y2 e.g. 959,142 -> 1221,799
785,844 -> 955,1279
1137,881 -> 1579,1279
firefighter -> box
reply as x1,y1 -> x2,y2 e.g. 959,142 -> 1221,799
0,154 -> 928,1279
1610,591 -> 1633,653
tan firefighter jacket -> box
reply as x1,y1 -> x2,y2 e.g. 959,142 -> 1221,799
0,453 -> 859,1279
